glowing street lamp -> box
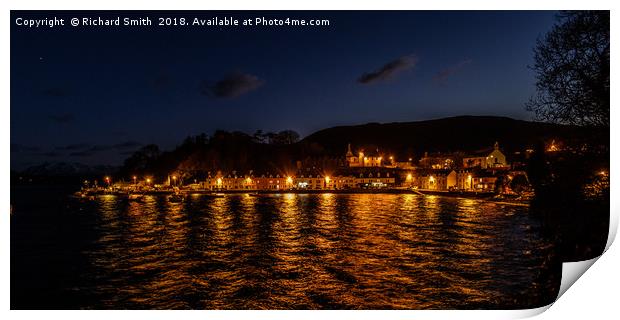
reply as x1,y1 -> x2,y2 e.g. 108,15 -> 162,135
105,176 -> 111,186
132,175 -> 137,184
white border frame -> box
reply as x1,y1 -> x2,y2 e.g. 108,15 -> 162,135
3,1 -> 617,319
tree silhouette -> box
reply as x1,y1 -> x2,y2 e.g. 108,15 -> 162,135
510,174 -> 530,194
526,11 -> 609,128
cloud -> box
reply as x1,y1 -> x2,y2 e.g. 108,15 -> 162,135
201,72 -> 264,98
55,143 -> 91,151
69,151 -> 95,157
69,145 -> 110,157
40,151 -> 61,157
433,59 -> 472,85
48,113 -> 75,124
113,141 -> 142,149
41,87 -> 71,97
88,145 -> 113,152
64,141 -> 142,157
14,140 -> 140,161
11,144 -> 41,153
357,55 -> 418,84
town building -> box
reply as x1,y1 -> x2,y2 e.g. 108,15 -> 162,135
471,174 -> 498,192
455,170 -> 474,190
294,174 -> 329,190
123,140 -> 522,193
353,171 -> 396,188
346,143 -> 383,167
462,142 -> 507,169
417,169 -> 457,191
418,152 -> 457,169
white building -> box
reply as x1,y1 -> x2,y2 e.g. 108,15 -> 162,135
463,142 -> 507,169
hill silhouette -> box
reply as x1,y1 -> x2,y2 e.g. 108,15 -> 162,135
14,116 -> 587,181
298,116 -> 583,158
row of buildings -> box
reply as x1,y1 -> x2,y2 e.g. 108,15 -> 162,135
187,168 -> 521,192
196,170 -> 396,191
347,142 -> 509,170
179,142 -> 519,192
112,142 -> 529,193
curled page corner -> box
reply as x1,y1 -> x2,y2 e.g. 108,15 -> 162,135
552,208 -> 616,303
605,202 -> 618,252
557,257 -> 599,299
552,198 -> 618,304
513,257 -> 603,319
510,304 -> 553,319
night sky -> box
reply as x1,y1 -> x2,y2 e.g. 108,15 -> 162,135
11,11 -> 558,168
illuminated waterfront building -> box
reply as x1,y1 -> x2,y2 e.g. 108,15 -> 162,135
346,143 -> 384,168
416,169 -> 457,191
462,142 -> 507,169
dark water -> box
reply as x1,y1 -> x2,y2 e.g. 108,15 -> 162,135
11,185 -> 560,309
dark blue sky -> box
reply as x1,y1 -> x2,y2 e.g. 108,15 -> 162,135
11,11 -> 558,168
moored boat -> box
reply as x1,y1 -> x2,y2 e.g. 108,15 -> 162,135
127,193 -> 144,202
168,193 -> 186,203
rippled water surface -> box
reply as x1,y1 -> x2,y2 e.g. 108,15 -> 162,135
11,186 -> 560,309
